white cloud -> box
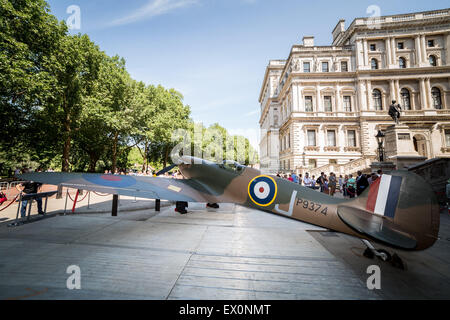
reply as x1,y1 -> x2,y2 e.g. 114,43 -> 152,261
110,0 -> 199,26
243,109 -> 260,117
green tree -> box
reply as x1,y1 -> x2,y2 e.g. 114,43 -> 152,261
133,85 -> 191,170
42,34 -> 103,171
0,0 -> 67,174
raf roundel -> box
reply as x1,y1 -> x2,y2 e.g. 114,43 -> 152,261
248,175 -> 278,207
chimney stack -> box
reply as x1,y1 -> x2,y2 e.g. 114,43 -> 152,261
302,36 -> 315,47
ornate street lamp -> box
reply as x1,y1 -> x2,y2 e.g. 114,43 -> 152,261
375,130 -> 385,162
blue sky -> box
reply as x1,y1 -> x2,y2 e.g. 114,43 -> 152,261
47,0 -> 449,148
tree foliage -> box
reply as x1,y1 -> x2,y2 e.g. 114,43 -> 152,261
0,0 -> 259,177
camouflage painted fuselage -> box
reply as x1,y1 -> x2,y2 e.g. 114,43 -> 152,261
179,161 -> 440,251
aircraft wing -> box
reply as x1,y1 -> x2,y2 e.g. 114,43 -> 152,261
17,172 -> 216,203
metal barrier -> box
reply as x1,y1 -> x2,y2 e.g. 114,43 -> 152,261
9,191 -> 58,227
0,182 -> 8,193
8,181 -> 22,196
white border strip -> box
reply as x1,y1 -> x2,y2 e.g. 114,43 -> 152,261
374,175 -> 392,216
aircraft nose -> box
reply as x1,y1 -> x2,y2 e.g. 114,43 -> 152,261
180,155 -> 193,164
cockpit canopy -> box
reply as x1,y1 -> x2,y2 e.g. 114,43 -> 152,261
219,160 -> 246,174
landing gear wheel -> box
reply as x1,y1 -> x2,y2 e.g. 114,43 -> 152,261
391,253 -> 407,270
376,249 -> 392,262
363,248 -> 375,259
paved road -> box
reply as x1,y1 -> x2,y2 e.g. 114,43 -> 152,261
0,201 -> 448,300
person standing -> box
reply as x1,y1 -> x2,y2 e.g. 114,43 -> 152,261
356,171 -> 369,196
343,175 -> 349,197
18,181 -> 44,218
329,173 -> 337,197
317,172 -> 325,193
338,175 -> 343,193
322,174 -> 329,195
347,175 -> 356,199
311,175 -> 317,189
291,172 -> 299,184
303,173 -> 310,187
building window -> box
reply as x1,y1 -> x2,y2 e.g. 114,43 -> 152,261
371,58 -> 378,70
327,130 -> 336,147
308,159 -> 317,169
445,130 -> 450,147
288,133 -> 290,149
370,44 -> 376,51
399,57 -> 406,69
324,96 -> 332,112
431,87 -> 442,109
373,89 -> 383,110
307,130 -> 316,146
305,96 -> 313,112
398,42 -> 404,50
341,61 -> 348,72
428,39 -> 435,47
429,55 -> 437,67
322,62 -> 329,72
304,62 -> 310,73
329,159 -> 337,165
347,130 -> 357,147
343,96 -> 352,112
401,88 -> 411,110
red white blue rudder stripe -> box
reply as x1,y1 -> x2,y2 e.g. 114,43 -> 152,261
366,175 -> 403,218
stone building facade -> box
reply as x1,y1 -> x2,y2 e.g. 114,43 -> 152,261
258,8 -> 450,175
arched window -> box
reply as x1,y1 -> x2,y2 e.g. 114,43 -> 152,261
401,88 -> 411,110
399,57 -> 406,69
429,55 -> 437,67
431,87 -> 442,109
371,58 -> 379,70
373,89 -> 382,110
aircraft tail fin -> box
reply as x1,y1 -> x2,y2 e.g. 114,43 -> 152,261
338,171 -> 440,250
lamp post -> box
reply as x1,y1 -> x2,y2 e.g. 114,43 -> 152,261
375,130 -> 385,162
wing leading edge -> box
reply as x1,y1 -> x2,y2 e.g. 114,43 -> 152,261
17,172 -> 214,203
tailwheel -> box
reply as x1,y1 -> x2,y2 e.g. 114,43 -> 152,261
376,249 -> 392,262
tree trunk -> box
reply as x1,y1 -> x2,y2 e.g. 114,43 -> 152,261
163,146 -> 169,168
61,94 -> 71,172
88,154 -> 98,173
62,121 -> 71,172
144,142 -> 148,172
112,132 -> 118,173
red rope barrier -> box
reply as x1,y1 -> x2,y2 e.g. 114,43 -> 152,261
67,190 -> 89,203
0,194 -> 20,212
67,191 -> 76,202
93,191 -> 109,197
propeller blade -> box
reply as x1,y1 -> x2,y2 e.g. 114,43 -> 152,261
155,164 -> 177,176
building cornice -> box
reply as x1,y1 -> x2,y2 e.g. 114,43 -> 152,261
338,8 -> 450,45
258,61 -> 285,103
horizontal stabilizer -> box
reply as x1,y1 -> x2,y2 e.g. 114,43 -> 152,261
337,205 -> 417,250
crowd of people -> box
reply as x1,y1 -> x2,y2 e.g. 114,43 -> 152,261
276,170 -> 384,198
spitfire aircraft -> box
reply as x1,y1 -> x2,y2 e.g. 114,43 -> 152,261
18,156 -> 440,270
